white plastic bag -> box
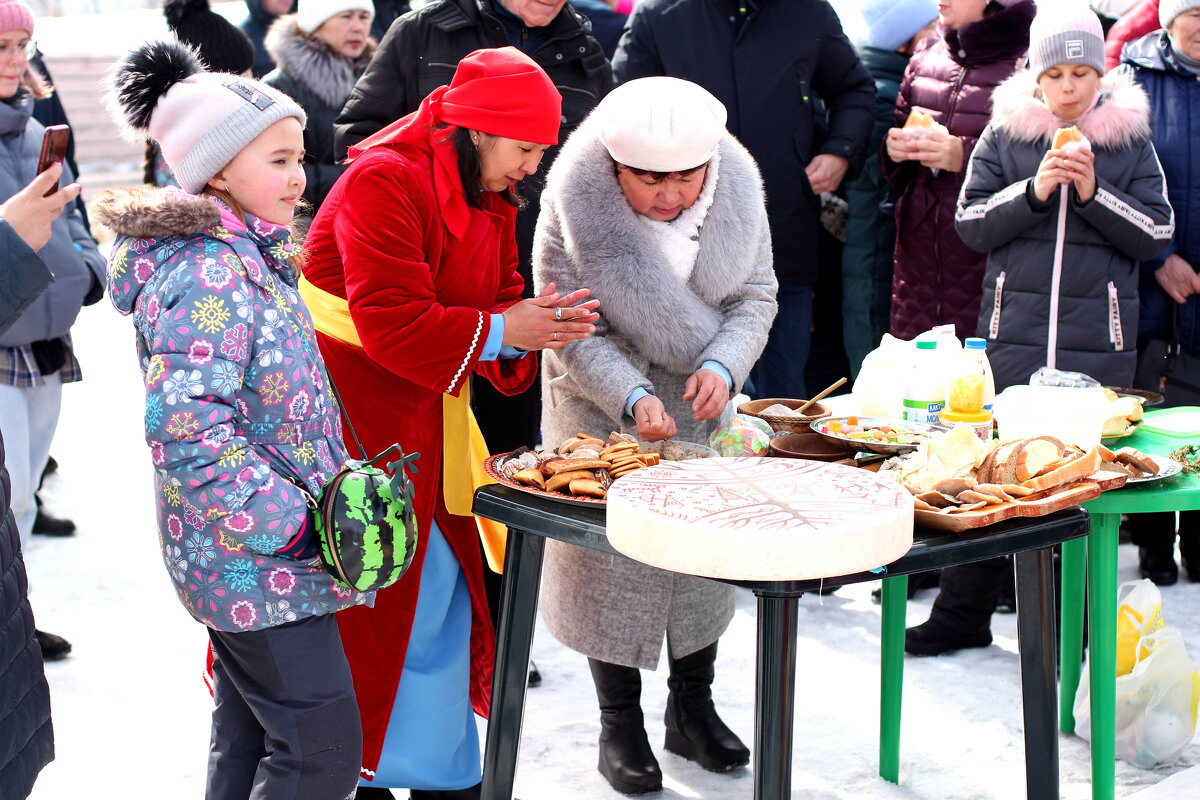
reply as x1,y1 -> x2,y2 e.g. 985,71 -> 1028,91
1074,581 -> 1200,768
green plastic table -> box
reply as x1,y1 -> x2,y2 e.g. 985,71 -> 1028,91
1061,410 -> 1200,800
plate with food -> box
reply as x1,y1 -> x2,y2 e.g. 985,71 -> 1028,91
1120,452 -> 1182,484
483,433 -> 713,505
1105,386 -> 1164,408
1100,387 -> 1148,439
813,416 -> 951,455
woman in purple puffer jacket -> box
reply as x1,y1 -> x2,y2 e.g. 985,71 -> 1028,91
883,0 -> 1035,341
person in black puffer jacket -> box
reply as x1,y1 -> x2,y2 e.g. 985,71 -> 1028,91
264,0 -> 376,219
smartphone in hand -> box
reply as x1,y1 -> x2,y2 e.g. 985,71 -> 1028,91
36,124 -> 70,197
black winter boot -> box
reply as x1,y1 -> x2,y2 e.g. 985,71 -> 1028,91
663,642 -> 749,772
589,658 -> 662,795
409,784 -> 481,799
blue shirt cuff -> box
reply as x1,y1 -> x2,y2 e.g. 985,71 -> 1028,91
701,360 -> 733,390
624,387 -> 651,418
481,313 -> 529,361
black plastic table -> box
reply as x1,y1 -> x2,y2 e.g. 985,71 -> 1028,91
473,484 -> 1091,800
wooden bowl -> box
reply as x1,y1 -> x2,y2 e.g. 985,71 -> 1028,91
768,431 -> 855,462
737,398 -> 832,433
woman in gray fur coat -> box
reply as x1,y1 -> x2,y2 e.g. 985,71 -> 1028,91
533,78 -> 777,796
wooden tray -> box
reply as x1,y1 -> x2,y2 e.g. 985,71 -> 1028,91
913,470 -> 1128,532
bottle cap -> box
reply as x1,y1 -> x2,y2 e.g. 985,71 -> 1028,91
965,337 -> 987,350
939,408 -> 993,424
915,340 -> 936,350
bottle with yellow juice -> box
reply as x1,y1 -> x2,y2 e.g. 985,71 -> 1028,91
942,338 -> 994,440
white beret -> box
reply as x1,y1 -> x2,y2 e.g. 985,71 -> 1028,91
597,77 -> 728,173
297,0 -> 374,35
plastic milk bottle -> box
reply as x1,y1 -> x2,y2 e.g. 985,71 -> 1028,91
902,340 -> 944,424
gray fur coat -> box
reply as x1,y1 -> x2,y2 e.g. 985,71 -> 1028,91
532,121 -> 776,668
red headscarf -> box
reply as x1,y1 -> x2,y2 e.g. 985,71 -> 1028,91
347,47 -> 561,237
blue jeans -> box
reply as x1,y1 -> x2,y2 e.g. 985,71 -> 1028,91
749,284 -> 813,400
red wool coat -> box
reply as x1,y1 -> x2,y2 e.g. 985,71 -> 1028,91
302,125 -> 536,776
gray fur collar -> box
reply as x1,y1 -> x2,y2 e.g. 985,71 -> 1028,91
265,16 -> 374,109
91,186 -> 219,239
541,120 -> 767,372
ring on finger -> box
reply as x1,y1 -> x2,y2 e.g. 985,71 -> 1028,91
553,331 -> 558,341
555,307 -> 563,321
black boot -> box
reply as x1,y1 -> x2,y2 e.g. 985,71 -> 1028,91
663,642 -> 749,773
409,785 -> 481,799
33,504 -> 76,537
1138,542 -> 1178,586
1131,512 -> 1179,586
35,629 -> 72,661
589,658 -> 661,795
354,788 -> 394,800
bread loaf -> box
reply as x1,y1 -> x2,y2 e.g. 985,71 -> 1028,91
1115,447 -> 1159,476
1023,447 -> 1102,492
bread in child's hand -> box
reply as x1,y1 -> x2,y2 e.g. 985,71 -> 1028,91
1052,126 -> 1082,149
1051,126 -> 1091,154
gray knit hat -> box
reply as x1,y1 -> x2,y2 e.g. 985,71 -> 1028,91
1028,2 -> 1105,78
108,40 -> 306,194
1160,0 -> 1200,28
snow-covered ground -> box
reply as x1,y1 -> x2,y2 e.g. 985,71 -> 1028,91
21,290 -> 1200,799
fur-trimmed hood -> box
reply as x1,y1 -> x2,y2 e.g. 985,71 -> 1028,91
538,117 -> 771,372
92,185 -> 219,241
92,186 -> 294,316
265,15 -> 374,109
989,67 -> 1152,148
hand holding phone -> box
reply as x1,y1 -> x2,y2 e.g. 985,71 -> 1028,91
37,124 -> 70,197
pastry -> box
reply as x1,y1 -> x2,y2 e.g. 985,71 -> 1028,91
1052,125 -> 1083,150
904,109 -> 936,129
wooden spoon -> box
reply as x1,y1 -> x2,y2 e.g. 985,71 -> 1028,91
796,377 -> 847,415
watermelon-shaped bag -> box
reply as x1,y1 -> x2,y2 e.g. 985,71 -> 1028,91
313,444 -> 420,592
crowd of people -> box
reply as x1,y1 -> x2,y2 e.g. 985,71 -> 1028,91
2,0 -> 1199,798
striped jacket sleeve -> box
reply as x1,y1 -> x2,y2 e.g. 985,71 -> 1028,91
954,125 -> 1054,254
1071,139 -> 1175,262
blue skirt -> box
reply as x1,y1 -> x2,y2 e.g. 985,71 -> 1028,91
360,520 -> 481,790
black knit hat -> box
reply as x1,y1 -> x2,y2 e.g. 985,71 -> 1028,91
164,0 -> 255,76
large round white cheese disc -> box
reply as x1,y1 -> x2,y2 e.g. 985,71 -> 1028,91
605,457 -> 913,581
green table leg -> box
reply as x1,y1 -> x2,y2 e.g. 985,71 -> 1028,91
1060,535 -> 1088,733
879,574 -> 908,784
1087,513 -> 1120,800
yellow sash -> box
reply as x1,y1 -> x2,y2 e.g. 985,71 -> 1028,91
298,276 -> 508,572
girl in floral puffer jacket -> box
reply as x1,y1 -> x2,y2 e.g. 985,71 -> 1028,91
94,41 -> 367,800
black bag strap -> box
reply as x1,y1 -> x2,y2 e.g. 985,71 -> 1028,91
325,373 -> 368,461
325,373 -> 421,487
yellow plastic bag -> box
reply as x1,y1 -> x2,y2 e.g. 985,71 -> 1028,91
1116,580 -> 1164,676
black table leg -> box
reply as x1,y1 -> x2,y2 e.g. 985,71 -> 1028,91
1014,548 -> 1059,800
481,527 -> 546,800
754,591 -> 800,800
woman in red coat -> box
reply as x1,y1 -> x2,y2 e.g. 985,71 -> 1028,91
301,47 -> 598,800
